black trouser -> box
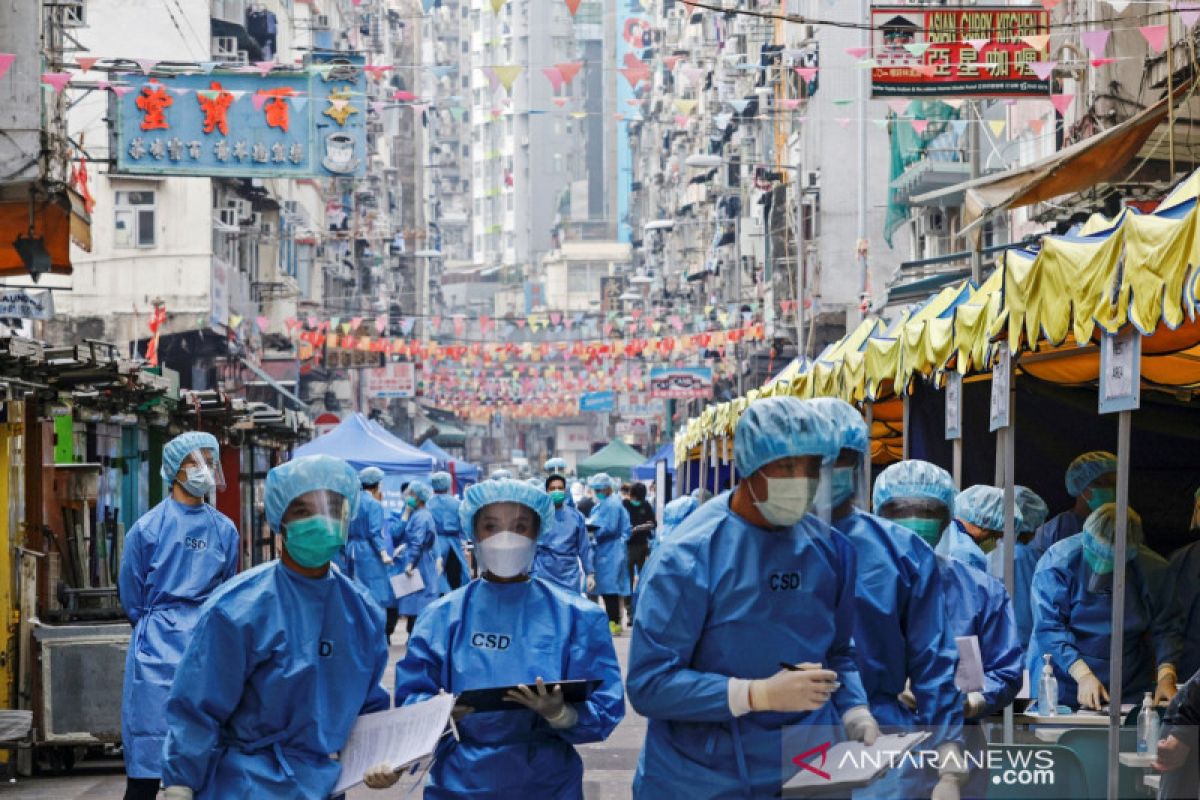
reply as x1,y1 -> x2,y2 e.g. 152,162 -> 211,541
406,615 -> 417,634
124,778 -> 159,800
600,594 -> 622,625
625,539 -> 650,618
443,544 -> 464,590
385,607 -> 400,639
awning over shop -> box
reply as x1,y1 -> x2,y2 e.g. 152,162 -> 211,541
0,187 -> 90,277
912,83 -> 1189,230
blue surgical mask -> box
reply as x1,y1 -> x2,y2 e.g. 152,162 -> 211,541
1086,487 -> 1116,511
830,467 -> 856,509
893,517 -> 944,547
181,467 -> 216,498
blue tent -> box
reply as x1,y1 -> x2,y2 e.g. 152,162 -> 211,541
419,438 -> 481,487
633,442 -> 675,481
293,414 -> 435,511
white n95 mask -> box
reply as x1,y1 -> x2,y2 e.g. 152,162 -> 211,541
477,531 -> 536,578
752,477 -> 819,528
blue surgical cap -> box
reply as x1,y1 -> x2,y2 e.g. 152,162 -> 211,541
490,468 -> 513,481
266,455 -> 361,532
161,431 -> 219,482
691,488 -> 711,502
544,457 -> 567,473
431,471 -> 452,492
1015,486 -> 1049,534
954,485 -> 1023,532
809,397 -> 869,455
1083,502 -> 1144,549
526,477 -> 543,489
408,480 -> 433,504
939,524 -> 989,573
588,472 -> 612,490
734,397 -> 839,476
872,460 -> 957,514
359,466 -> 385,487
458,478 -> 554,541
1065,451 -> 1117,497
663,495 -> 699,527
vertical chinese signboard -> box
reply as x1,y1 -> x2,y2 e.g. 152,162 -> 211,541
870,7 -> 1051,98
113,53 -> 367,178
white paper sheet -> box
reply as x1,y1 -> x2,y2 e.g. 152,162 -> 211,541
390,568 -> 425,599
782,732 -> 930,795
954,635 -> 985,693
330,694 -> 454,796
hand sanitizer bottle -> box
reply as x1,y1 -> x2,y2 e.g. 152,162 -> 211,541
1037,654 -> 1058,716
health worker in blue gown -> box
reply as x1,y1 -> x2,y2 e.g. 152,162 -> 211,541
628,397 -> 878,798
341,466 -> 395,639
532,473 -> 594,593
427,471 -> 469,594
395,480 -> 439,636
118,431 -> 239,800
1029,451 -> 1117,559
585,471 -> 631,635
809,399 -> 965,800
1029,503 -> 1183,709
987,485 -> 1048,651
379,479 -> 624,799
650,494 -> 700,551
160,455 -> 391,800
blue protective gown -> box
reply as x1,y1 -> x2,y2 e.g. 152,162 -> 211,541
1028,509 -> 1085,560
586,493 -> 630,596
532,504 -> 593,592
160,561 -> 390,799
426,492 -> 469,594
832,511 -> 962,743
1028,536 -> 1183,706
118,498 -> 239,778
628,492 -> 869,798
393,577 -> 625,799
938,554 -> 1024,798
341,491 -> 393,607
396,506 -> 439,616
650,496 -> 699,552
987,540 -> 1039,652
1168,541 -> 1200,680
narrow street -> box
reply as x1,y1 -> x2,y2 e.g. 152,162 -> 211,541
0,636 -> 643,799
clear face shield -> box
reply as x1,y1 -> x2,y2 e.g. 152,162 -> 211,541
177,448 -> 226,497
280,489 -> 353,568
877,497 -> 950,547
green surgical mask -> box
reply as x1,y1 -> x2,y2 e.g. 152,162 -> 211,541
1086,487 -> 1116,511
550,490 -> 566,505
830,467 -> 856,509
630,499 -> 642,507
285,516 -> 345,568
406,497 -> 418,509
893,517 -> 944,547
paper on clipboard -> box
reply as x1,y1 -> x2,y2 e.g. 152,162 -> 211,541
954,635 -> 985,693
390,568 -> 425,599
330,693 -> 454,796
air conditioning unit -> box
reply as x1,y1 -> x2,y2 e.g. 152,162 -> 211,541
212,36 -> 238,60
62,0 -> 86,28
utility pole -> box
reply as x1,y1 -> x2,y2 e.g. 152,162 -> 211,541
968,100 -> 982,284
856,0 -> 870,312
794,175 -> 806,359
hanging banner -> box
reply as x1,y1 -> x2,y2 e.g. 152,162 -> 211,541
0,289 -> 55,320
366,362 -> 416,398
989,343 -> 1011,432
870,6 -> 1051,98
579,391 -> 616,413
649,366 -> 713,400
1099,328 -> 1141,414
113,53 -> 367,178
944,371 -> 962,440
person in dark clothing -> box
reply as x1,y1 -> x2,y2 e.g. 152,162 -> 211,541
623,483 -> 657,618
577,486 -> 595,518
1155,667 -> 1200,798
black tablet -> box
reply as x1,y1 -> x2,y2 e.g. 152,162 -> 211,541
457,679 -> 603,713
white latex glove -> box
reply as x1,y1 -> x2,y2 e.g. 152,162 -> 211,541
380,549 -> 393,566
503,677 -> 578,729
898,678 -> 917,711
405,564 -> 415,577
931,774 -> 962,800
435,557 -> 444,575
363,762 -> 401,789
842,706 -> 880,746
964,691 -> 987,719
585,574 -> 596,593
749,664 -> 837,713
1070,659 -> 1109,710
163,789 -> 194,800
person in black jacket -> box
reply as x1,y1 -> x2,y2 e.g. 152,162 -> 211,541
1155,668 -> 1200,798
623,482 -> 657,619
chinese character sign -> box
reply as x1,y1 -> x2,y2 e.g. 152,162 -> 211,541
871,7 -> 1051,98
114,56 -> 367,178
